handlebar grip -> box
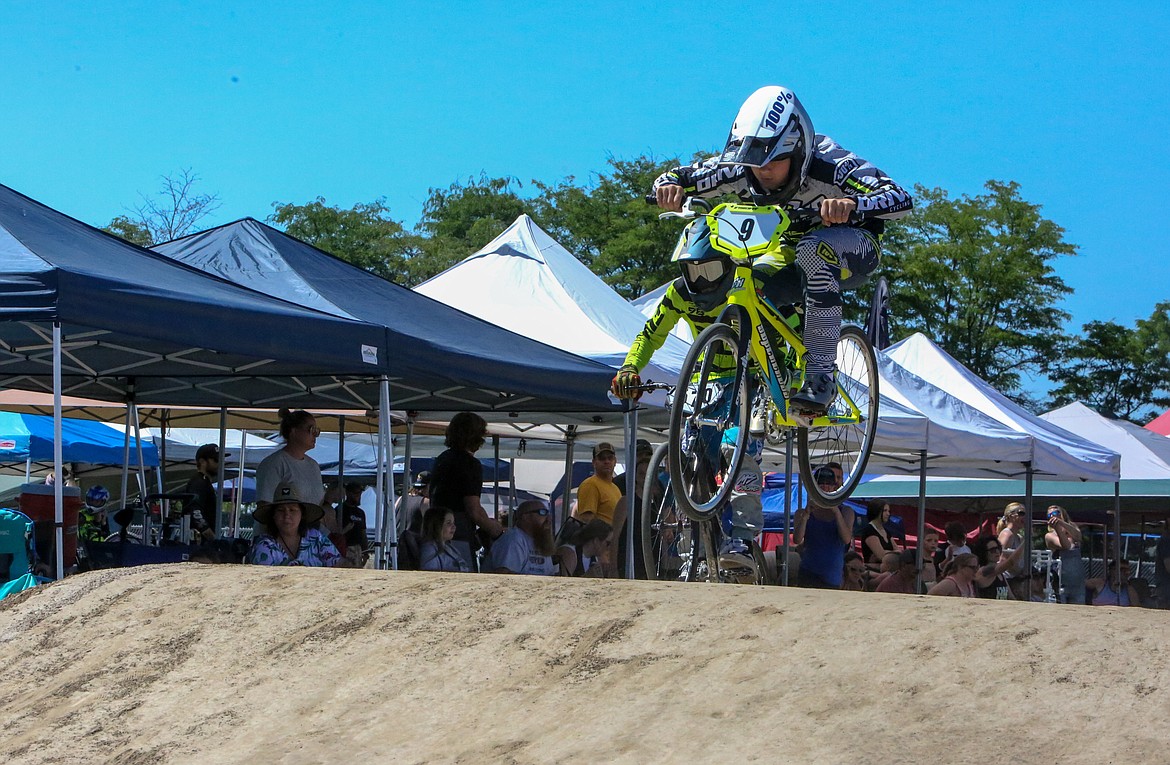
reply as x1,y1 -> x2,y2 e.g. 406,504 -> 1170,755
644,193 -> 658,204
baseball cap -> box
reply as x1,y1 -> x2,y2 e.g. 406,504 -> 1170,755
813,466 -> 837,485
195,443 -> 229,462
412,470 -> 432,488
593,442 -> 616,458
635,439 -> 654,459
899,550 -> 919,567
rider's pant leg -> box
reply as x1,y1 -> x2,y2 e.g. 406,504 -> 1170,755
728,451 -> 763,540
758,226 -> 879,375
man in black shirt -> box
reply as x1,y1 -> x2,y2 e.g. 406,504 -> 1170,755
341,482 -> 369,565
183,443 -> 225,542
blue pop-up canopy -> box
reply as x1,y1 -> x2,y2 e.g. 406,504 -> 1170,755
0,411 -> 157,466
0,183 -> 389,409
154,218 -> 621,415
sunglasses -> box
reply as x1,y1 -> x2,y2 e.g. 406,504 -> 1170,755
517,507 -> 550,517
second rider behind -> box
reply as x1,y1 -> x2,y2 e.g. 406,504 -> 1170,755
619,85 -> 912,413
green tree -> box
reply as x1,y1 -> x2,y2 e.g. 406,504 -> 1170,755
1048,303 -> 1170,422
533,155 -> 687,299
410,174 -> 532,283
102,215 -> 153,247
268,197 -> 417,283
879,181 -> 1075,399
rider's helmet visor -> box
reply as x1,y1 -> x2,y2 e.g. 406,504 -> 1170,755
719,133 -> 788,168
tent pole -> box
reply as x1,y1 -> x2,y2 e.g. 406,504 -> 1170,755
336,415 -> 346,537
52,323 -> 64,580
1114,481 -> 1122,594
215,408 -> 228,536
916,450 -> 927,593
624,408 -> 637,580
373,406 -> 386,569
782,430 -> 793,586
231,430 -> 246,539
493,435 -> 501,520
401,413 -> 415,536
1024,462 -> 1034,579
560,426 -> 577,531
120,390 -> 133,537
131,401 -> 148,503
24,456 -> 30,483
380,377 -> 399,570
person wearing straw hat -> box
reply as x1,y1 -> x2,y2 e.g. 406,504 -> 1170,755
248,480 -> 342,567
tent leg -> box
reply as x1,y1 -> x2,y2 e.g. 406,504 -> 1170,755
916,450 -> 927,593
231,430 -> 246,539
559,426 -> 577,532
1115,481 -> 1122,593
493,435 -> 501,520
623,408 -> 637,580
215,408 -> 228,536
121,392 -> 133,539
782,431 -> 793,586
52,323 -> 64,580
379,377 -> 399,570
1024,462 -> 1034,580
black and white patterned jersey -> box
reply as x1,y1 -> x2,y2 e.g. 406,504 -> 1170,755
654,135 -> 913,235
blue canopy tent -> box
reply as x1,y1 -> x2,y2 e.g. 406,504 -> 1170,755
0,411 -> 157,468
154,218 -> 620,418
0,182 -> 396,576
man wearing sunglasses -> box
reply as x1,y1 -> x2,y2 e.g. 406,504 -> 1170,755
488,500 -> 556,576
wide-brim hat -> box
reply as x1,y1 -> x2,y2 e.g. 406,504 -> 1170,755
253,480 -> 324,526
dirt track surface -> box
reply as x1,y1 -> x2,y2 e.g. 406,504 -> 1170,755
0,565 -> 1166,764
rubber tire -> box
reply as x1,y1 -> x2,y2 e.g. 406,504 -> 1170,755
797,324 -> 879,507
641,442 -> 693,581
667,321 -> 750,522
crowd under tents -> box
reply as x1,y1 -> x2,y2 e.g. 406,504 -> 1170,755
0,182 -> 1158,583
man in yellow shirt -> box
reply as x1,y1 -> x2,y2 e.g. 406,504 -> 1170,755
574,442 -> 623,575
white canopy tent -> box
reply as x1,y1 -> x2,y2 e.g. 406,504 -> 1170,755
415,215 -> 689,405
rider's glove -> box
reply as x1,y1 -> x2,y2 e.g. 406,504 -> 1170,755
611,364 -> 643,400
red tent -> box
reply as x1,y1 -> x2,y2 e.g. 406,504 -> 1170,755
1146,410 -> 1170,436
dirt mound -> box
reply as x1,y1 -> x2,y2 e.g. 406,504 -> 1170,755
0,565 -> 1166,764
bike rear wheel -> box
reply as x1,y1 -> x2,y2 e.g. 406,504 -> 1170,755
641,442 -> 697,581
667,321 -> 750,522
797,324 -> 879,507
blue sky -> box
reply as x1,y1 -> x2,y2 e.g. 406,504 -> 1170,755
2,1 -> 1167,336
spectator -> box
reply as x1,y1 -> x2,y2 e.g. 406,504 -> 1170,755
1044,505 -> 1085,605
919,529 -> 940,591
971,534 -> 1024,600
430,413 -> 503,570
339,482 -> 369,567
614,439 -> 653,578
488,500 -> 556,575
256,409 -> 333,535
841,552 -> 867,591
395,470 -> 431,535
557,518 -> 613,577
876,550 -> 921,594
1087,560 -> 1140,606
574,442 -> 624,570
1156,520 -> 1170,609
182,444 -> 225,542
868,551 -> 902,590
939,521 -> 971,576
418,507 -> 472,573
928,552 -> 979,597
248,481 -> 341,567
997,502 -> 1028,597
859,498 -> 902,570
793,466 -> 855,589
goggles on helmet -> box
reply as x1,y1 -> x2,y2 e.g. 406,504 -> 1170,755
719,133 -> 792,168
682,259 -> 731,294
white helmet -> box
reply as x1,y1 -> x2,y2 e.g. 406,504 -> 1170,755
719,86 -> 815,204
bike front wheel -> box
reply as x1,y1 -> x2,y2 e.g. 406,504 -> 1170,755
667,321 -> 750,522
797,324 -> 879,507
